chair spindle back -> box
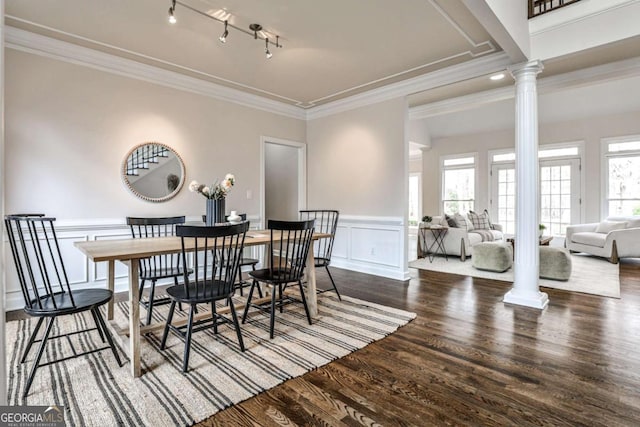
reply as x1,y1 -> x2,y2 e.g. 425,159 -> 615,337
299,210 -> 339,263
177,222 -> 249,299
5,214 -> 74,311
268,219 -> 315,283
127,216 -> 185,278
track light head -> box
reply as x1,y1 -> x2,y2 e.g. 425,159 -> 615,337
164,6 -> 283,58
265,38 -> 272,59
250,23 -> 263,40
168,0 -> 176,24
219,20 -> 229,43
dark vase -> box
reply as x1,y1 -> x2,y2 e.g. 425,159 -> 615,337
205,198 -> 225,226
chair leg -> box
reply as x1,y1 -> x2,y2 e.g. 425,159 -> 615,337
237,267 -> 244,297
269,286 -> 278,339
297,280 -> 312,326
21,317 -> 45,364
211,302 -> 218,335
94,308 -> 123,367
229,297 -> 245,352
175,277 -> 183,312
138,278 -> 145,300
325,265 -> 341,301
23,316 -> 55,398
160,301 -> 177,350
242,280 -> 258,324
146,280 -> 158,326
182,305 -> 195,373
254,266 -> 263,298
90,309 -> 106,343
278,284 -> 284,313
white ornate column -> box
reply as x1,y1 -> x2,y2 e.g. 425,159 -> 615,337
503,60 -> 548,310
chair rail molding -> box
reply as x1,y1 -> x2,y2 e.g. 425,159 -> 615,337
2,216 -> 262,311
2,214 -> 410,310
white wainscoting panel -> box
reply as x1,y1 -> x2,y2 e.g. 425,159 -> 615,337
3,215 -> 407,310
330,216 -> 409,281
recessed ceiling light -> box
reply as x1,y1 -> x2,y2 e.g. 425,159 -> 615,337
490,73 -> 505,81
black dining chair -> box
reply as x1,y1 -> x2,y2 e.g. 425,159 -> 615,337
126,216 -> 192,325
5,214 -> 122,398
160,222 -> 249,372
242,219 -> 315,339
201,213 -> 261,299
299,210 -> 341,300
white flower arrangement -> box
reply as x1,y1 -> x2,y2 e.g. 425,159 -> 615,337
189,173 -> 235,200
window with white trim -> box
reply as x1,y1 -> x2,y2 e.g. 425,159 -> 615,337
441,155 -> 475,215
408,173 -> 422,227
603,137 -> 640,217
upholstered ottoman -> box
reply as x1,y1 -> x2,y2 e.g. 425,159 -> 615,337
472,242 -> 513,272
539,246 -> 572,281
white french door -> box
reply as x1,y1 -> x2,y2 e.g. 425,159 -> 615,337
490,158 -> 580,236
490,164 -> 516,235
539,158 -> 580,235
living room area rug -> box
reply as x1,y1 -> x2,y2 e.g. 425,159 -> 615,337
410,253 -> 620,298
5,294 -> 416,426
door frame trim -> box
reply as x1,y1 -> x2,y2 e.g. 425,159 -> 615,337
260,136 -> 307,227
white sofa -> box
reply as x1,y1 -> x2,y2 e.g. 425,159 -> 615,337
418,215 -> 504,261
565,216 -> 640,263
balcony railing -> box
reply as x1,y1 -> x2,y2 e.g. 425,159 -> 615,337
125,144 -> 169,176
528,0 -> 582,18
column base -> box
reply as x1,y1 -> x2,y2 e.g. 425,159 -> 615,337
503,289 -> 549,309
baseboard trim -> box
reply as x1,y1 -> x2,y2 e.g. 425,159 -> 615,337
331,259 -> 410,281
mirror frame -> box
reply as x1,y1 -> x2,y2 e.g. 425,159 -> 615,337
122,142 -> 186,203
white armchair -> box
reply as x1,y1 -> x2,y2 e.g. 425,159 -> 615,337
565,216 -> 640,263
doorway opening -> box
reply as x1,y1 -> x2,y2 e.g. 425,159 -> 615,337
261,137 -> 307,225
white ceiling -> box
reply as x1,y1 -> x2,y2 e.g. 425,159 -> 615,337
419,73 -> 640,139
5,0 -> 500,108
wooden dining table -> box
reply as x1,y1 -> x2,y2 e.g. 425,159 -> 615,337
75,229 -> 330,378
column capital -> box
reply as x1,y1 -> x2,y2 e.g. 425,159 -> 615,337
508,60 -> 544,79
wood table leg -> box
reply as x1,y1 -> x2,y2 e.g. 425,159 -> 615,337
106,260 -> 115,320
306,243 -> 318,318
127,259 -> 141,377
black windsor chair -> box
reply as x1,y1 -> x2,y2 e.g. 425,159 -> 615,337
201,213 -> 261,299
5,214 -> 122,398
299,210 -> 341,300
160,222 -> 249,372
242,219 -> 315,339
126,216 -> 192,325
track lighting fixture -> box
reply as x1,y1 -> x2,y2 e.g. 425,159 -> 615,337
166,1 -> 283,58
219,20 -> 228,43
168,0 -> 177,24
265,38 -> 273,59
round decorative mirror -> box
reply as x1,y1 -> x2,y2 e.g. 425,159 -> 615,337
122,142 -> 185,202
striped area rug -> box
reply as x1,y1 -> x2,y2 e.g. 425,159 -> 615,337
6,294 -> 415,426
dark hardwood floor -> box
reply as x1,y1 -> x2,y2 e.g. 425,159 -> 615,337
196,259 -> 640,426
6,260 -> 640,425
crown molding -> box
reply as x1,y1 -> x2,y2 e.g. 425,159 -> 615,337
5,26 -> 307,120
409,55 -> 640,120
305,51 -> 512,120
